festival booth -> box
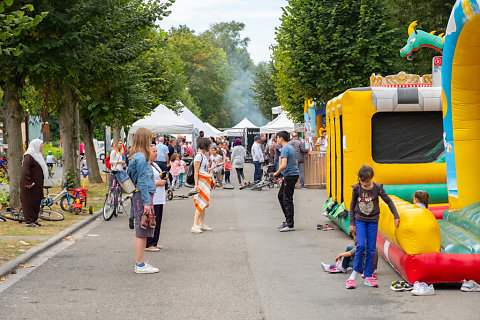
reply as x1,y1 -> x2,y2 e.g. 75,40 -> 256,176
259,111 -> 296,134
225,118 -> 259,159
323,1 -> 480,284
127,104 -> 195,145
205,123 -> 224,137
178,107 -> 220,138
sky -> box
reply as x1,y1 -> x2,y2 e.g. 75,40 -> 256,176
159,0 -> 288,64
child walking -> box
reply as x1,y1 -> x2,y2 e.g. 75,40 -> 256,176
346,165 -> 399,289
224,156 -> 232,184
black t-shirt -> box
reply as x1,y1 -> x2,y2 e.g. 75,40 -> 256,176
168,144 -> 175,159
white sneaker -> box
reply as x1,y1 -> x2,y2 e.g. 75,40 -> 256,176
191,225 -> 203,233
200,224 -> 212,231
461,280 -> 480,292
411,282 -> 434,296
134,263 -> 159,274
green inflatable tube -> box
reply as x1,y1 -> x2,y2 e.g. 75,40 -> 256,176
383,183 -> 448,204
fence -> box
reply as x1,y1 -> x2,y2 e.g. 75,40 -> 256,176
304,151 -> 326,188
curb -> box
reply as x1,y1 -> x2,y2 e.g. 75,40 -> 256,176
0,209 -> 103,278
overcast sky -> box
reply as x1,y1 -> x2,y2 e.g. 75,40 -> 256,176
159,0 -> 288,64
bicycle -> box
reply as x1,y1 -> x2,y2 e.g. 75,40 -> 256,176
43,183 -> 75,212
103,170 -> 125,221
47,164 -> 54,178
0,187 -> 65,222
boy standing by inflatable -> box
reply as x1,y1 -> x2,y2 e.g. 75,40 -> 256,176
346,165 -> 399,289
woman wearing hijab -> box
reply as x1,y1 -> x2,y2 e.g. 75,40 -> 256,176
20,139 -> 48,227
230,138 -> 247,187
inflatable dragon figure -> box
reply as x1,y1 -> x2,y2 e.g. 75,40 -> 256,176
400,21 -> 445,58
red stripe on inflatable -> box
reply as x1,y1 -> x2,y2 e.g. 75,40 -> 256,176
428,205 -> 449,220
377,233 -> 480,284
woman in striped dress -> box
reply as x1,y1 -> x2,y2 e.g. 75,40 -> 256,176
191,138 -> 219,234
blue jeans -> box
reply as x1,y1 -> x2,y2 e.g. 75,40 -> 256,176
253,161 -> 262,181
353,220 -> 378,278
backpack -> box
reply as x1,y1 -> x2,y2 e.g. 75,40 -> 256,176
105,156 -> 112,169
186,154 -> 203,185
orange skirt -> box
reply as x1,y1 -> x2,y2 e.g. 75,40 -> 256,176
194,173 -> 211,211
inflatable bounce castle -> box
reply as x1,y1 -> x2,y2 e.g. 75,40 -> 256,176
324,0 -> 480,284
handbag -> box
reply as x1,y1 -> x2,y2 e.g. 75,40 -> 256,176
186,154 -> 203,185
115,170 -> 135,194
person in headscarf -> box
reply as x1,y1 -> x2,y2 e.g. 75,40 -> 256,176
20,139 -> 48,227
230,138 -> 247,187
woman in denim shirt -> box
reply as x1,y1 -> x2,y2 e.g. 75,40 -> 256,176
127,128 -> 159,274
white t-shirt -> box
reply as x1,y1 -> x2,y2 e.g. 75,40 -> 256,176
110,150 -> 124,171
210,154 -> 223,173
46,155 -> 55,164
194,152 -> 209,174
151,163 -> 166,205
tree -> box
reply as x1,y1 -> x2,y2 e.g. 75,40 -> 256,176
0,0 -> 47,55
0,0 -> 46,207
251,61 -> 280,120
273,0 -> 401,120
168,26 -> 231,128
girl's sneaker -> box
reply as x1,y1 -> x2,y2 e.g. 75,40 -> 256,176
364,277 -> 378,287
321,263 -> 342,273
345,279 -> 355,289
191,225 -> 203,234
200,224 -> 212,231
362,272 -> 378,279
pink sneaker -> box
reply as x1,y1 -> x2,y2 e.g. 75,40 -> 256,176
364,277 -> 378,287
362,272 -> 378,279
346,279 -> 355,289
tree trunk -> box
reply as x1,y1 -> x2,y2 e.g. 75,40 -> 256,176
3,76 -> 24,208
113,118 -> 122,143
57,86 -> 80,186
79,115 -> 103,183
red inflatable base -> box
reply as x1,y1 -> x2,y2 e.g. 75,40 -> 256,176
428,205 -> 449,220
377,233 -> 480,284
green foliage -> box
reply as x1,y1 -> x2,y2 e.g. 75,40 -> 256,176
273,0 -> 403,120
251,61 -> 280,121
42,142 -> 61,158
168,26 -> 231,128
0,0 -> 47,56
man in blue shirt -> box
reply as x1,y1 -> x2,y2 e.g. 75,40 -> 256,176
155,137 -> 169,172
273,131 -> 299,232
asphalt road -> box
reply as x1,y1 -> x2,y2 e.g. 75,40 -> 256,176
1,165 -> 479,319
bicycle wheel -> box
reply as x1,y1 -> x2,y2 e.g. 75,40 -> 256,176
59,194 -> 74,212
0,209 -> 24,222
39,208 -> 64,221
103,191 -> 115,221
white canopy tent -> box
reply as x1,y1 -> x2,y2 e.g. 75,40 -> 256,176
128,105 -> 195,144
233,117 -> 258,128
224,117 -> 258,136
178,107 -> 220,138
260,111 -> 297,134
205,122 -> 224,136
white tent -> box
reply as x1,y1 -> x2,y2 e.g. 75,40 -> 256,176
233,117 -> 258,128
260,111 -> 297,134
178,107 -> 220,138
129,105 -> 194,135
205,122 -> 224,136
224,117 -> 258,136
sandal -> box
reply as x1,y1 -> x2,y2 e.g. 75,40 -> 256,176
145,246 -> 161,252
